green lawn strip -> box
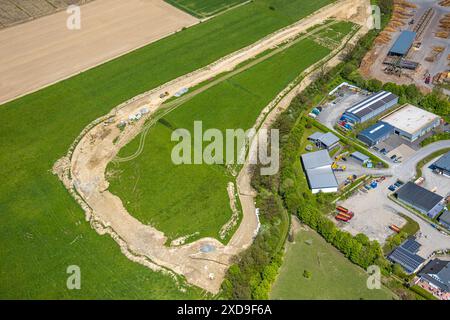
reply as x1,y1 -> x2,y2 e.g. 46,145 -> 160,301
270,228 -> 394,300
415,148 -> 450,178
165,0 -> 248,18
410,285 -> 439,300
0,0 -> 335,299
108,36 -> 335,243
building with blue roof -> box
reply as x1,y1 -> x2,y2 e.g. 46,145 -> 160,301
357,122 -> 394,146
388,31 -> 417,57
342,91 -> 398,124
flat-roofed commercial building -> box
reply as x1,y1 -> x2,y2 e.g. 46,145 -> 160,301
342,91 -> 398,124
381,104 -> 441,142
301,150 -> 338,194
357,122 -> 394,146
396,182 -> 444,218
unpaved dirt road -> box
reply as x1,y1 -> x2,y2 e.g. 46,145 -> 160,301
54,0 -> 371,293
0,0 -> 198,105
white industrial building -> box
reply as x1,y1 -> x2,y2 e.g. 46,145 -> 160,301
301,150 -> 338,194
381,104 -> 441,142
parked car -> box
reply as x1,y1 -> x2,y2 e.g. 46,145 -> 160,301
394,180 -> 404,188
390,154 -> 397,160
388,185 -> 397,192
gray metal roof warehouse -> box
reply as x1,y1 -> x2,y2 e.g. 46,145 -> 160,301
301,150 -> 338,192
308,132 -> 340,150
388,238 -> 425,274
396,182 -> 444,217
431,151 -> 450,176
388,30 -> 416,56
342,91 -> 398,123
357,122 -> 394,146
350,151 -> 370,163
301,149 -> 333,170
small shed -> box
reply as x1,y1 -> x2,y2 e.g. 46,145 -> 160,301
351,151 -> 370,164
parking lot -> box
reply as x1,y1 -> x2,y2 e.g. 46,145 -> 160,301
422,156 -> 450,197
336,176 -> 405,244
317,90 -> 369,130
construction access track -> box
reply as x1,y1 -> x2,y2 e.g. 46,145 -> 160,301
53,0 -> 372,293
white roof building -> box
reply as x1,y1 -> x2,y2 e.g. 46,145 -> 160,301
381,104 -> 441,141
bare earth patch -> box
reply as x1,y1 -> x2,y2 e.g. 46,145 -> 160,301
0,0 -> 198,104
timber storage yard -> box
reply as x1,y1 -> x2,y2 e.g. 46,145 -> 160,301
361,0 -> 450,93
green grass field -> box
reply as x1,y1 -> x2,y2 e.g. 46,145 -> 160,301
270,227 -> 395,300
0,0 -> 335,298
107,28 -> 344,242
166,0 -> 248,18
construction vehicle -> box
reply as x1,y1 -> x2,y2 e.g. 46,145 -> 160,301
332,162 -> 346,172
335,152 -> 349,162
159,91 -> 169,99
390,225 -> 401,233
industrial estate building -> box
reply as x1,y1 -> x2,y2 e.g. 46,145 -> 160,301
342,91 -> 398,124
301,150 -> 338,194
381,104 -> 441,142
387,237 -> 425,274
357,122 -> 394,146
307,132 -> 340,150
417,259 -> 450,298
388,30 -> 417,57
396,182 -> 445,218
439,211 -> 450,230
430,151 -> 450,177
350,151 -> 370,164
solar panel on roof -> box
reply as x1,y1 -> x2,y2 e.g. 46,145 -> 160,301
402,239 -> 421,254
388,247 -> 425,274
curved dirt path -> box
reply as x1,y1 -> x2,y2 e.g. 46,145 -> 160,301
54,0 -> 371,294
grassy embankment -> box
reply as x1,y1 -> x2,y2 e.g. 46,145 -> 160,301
108,21 -> 355,243
166,0 -> 248,18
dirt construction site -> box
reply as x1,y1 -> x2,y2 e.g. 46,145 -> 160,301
49,0 -> 373,293
360,0 -> 450,93
0,0 -> 199,104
